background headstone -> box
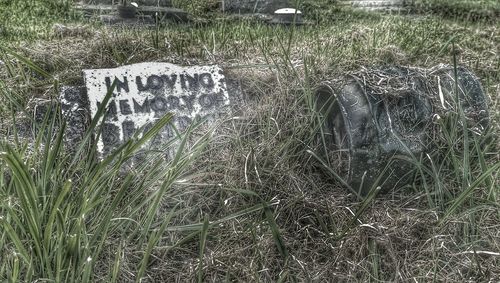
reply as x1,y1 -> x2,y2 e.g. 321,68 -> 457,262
222,0 -> 290,14
75,0 -> 189,23
341,0 -> 412,13
81,0 -> 173,6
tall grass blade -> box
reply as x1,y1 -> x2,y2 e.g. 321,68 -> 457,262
264,206 -> 288,259
0,217 -> 30,264
136,205 -> 178,283
440,161 -> 500,224
306,149 -> 359,199
198,216 -> 210,283
0,45 -> 52,79
165,203 -> 267,232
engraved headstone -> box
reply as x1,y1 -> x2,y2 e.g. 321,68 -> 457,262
62,63 -> 233,157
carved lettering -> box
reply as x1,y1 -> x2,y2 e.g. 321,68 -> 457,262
161,74 -> 177,89
122,120 -> 136,142
133,98 -> 150,113
199,73 -> 215,89
167,96 -> 180,110
213,91 -> 226,107
147,75 -> 164,90
102,123 -> 120,146
105,76 -> 129,93
181,95 -> 196,111
150,96 -> 168,112
136,76 -> 148,91
97,100 -> 118,117
199,93 -> 214,108
180,73 -> 199,91
119,99 -> 132,115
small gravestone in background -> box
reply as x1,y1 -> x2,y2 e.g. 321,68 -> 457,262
61,63 -> 236,157
81,0 -> 173,6
269,8 -> 304,25
346,0 -> 412,13
75,0 -> 189,24
222,0 -> 290,14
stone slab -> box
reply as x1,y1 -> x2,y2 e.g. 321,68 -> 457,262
68,62 -> 233,156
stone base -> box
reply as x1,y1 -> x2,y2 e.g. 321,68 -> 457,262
268,18 -> 305,25
99,14 -> 155,26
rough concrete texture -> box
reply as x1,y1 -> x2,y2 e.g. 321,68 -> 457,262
10,92 -> 88,154
60,86 -> 91,149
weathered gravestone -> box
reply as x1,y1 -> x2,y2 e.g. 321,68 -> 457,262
222,0 -> 290,14
62,62 -> 235,157
81,0 -> 173,6
75,0 -> 189,24
341,0 -> 412,13
269,8 -> 304,25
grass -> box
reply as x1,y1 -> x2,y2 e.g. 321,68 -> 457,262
0,0 -> 76,42
412,0 -> 500,22
1,0 -> 499,281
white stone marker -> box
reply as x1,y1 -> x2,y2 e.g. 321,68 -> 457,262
83,62 -> 230,156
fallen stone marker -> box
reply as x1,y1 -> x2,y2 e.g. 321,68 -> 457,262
61,62 -> 239,158
315,65 -> 489,197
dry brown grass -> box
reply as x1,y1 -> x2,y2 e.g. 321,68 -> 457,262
1,8 -> 499,282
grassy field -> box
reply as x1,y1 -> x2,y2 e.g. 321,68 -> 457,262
0,0 -> 499,282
